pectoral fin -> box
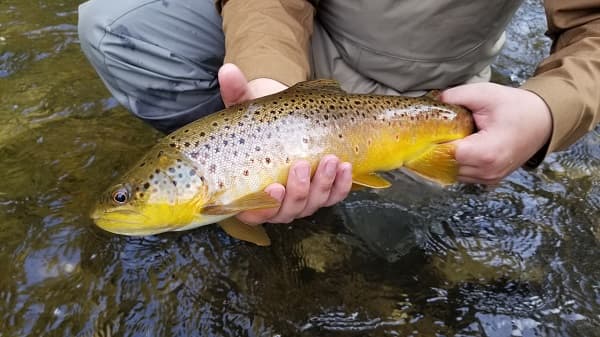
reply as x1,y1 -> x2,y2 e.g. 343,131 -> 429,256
201,191 -> 281,215
404,143 -> 458,186
218,217 -> 271,246
352,173 -> 392,189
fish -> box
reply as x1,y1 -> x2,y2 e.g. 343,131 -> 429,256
91,80 -> 473,245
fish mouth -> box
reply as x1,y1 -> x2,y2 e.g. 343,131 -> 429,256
91,208 -> 174,236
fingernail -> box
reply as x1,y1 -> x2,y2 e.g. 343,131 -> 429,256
325,160 -> 337,178
341,162 -> 352,175
267,187 -> 285,201
294,164 -> 310,182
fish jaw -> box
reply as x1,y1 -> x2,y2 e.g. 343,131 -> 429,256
91,198 -> 209,236
91,207 -> 175,236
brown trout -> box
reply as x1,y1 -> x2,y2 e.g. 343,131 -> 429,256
91,80 -> 473,245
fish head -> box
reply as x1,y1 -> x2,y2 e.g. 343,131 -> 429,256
91,149 -> 210,235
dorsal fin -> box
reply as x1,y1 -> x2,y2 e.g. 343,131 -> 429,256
289,79 -> 345,93
423,89 -> 442,100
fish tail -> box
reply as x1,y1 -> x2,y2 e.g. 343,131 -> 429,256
404,142 -> 459,186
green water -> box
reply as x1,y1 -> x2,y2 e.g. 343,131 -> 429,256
1,0 -> 599,336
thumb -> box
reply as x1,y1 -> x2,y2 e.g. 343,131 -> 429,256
218,63 -> 252,107
440,82 -> 499,112
451,130 -> 496,167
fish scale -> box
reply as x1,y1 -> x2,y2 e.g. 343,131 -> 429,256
92,80 -> 473,242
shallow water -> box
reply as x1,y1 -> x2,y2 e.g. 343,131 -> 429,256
0,0 -> 599,336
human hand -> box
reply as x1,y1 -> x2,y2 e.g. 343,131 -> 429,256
218,63 -> 288,106
440,82 -> 552,185
217,63 -> 353,224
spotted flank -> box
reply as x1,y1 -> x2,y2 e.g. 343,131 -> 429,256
92,79 -> 474,245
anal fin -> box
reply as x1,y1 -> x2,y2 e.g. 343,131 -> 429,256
352,173 -> 392,189
404,143 -> 458,186
218,217 -> 271,246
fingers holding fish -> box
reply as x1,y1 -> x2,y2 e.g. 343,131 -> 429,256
237,157 -> 352,225
298,155 -> 340,217
443,82 -> 551,185
323,162 -> 353,207
265,160 -> 312,223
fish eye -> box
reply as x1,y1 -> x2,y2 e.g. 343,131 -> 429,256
111,188 -> 129,205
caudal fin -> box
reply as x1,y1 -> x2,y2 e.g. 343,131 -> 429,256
404,143 -> 459,186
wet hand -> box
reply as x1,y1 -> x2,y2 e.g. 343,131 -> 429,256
440,82 -> 552,185
217,63 -> 354,225
236,157 -> 353,225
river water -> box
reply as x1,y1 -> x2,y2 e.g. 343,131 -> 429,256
0,0 -> 598,336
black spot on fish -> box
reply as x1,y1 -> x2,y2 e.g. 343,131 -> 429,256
212,122 -> 218,127
139,162 -> 146,167
169,143 -> 176,148
239,138 -> 245,144
184,129 -> 189,133
168,167 -> 175,173
223,140 -> 228,145
189,169 -> 196,176
184,142 -> 190,147
155,169 -> 160,174
265,157 -> 271,164
143,182 -> 150,189
243,170 -> 249,176
172,181 -> 177,186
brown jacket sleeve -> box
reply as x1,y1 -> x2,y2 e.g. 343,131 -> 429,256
220,0 -> 314,86
521,0 -> 600,159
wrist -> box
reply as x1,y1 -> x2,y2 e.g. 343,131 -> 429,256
520,88 -> 553,169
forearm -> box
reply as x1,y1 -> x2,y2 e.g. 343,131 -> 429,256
220,0 -> 315,86
521,0 -> 600,156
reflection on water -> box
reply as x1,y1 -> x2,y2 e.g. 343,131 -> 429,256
0,0 -> 599,336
